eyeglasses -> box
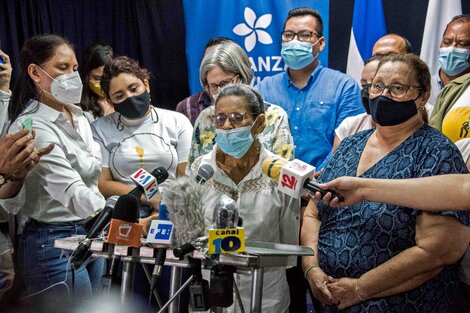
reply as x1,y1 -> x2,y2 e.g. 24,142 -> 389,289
361,83 -> 372,91
204,75 -> 239,95
213,112 -> 255,127
281,31 -> 319,42
369,82 -> 422,98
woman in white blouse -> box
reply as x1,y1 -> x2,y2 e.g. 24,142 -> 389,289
91,56 -> 193,226
191,84 -> 300,313
3,34 -> 105,304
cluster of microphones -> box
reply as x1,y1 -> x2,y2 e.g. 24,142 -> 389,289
69,156 -> 342,310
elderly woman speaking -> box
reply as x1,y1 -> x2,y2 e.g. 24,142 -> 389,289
301,53 -> 470,312
192,84 -> 299,313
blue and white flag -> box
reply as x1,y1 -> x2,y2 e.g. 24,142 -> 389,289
346,0 -> 387,82
183,0 -> 329,94
420,0 -> 462,75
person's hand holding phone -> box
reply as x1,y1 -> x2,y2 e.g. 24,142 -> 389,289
0,48 -> 12,93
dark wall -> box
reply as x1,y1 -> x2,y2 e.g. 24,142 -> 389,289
329,0 -> 470,72
1,0 -> 469,110
0,0 -> 189,110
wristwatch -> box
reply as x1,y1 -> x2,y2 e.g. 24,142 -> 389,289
0,173 -> 6,187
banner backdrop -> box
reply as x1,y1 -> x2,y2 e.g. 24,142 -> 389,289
183,0 -> 329,94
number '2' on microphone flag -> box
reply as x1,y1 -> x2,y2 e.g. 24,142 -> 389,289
346,0 -> 387,83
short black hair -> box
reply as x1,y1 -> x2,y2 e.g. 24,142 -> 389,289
204,37 -> 234,51
443,14 -> 470,35
284,7 -> 323,37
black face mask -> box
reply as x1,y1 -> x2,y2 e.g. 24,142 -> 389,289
114,90 -> 150,119
369,95 -> 418,126
361,88 -> 371,114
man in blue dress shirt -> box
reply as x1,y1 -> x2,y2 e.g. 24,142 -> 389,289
256,7 -> 364,170
256,7 -> 364,313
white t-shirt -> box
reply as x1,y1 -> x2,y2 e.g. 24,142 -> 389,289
91,107 -> 193,190
334,113 -> 374,141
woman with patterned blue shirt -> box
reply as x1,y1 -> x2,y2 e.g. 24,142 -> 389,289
301,54 -> 470,313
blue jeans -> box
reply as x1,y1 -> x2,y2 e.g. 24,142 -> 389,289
18,221 -> 105,302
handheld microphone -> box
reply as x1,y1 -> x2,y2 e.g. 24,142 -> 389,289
130,167 -> 169,201
101,194 -> 141,290
149,248 -> 166,291
71,196 -> 119,269
195,164 -> 214,184
106,194 -> 143,248
262,157 -> 345,202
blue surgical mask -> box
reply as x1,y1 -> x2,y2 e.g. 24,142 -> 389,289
281,39 -> 319,70
215,125 -> 254,158
438,46 -> 470,76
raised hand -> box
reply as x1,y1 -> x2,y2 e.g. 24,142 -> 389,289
0,129 -> 54,181
0,50 -> 12,92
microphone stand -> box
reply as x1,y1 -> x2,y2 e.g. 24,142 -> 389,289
100,243 -> 121,296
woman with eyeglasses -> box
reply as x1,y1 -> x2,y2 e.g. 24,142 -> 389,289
301,53 -> 470,312
188,40 -> 294,168
332,55 -> 429,153
191,84 -> 299,313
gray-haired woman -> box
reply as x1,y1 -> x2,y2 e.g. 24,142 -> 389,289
188,40 -> 294,167
192,84 -> 300,313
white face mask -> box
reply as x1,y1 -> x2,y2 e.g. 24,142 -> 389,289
39,67 -> 83,104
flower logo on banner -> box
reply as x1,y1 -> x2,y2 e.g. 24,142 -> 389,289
233,7 -> 273,52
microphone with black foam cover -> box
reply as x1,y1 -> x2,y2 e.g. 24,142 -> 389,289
71,195 -> 119,269
106,194 -> 143,248
262,156 -> 344,202
162,176 -> 207,258
101,194 -> 141,289
195,164 -> 214,185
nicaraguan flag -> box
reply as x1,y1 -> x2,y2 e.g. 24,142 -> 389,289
346,0 -> 387,82
420,0 -> 462,75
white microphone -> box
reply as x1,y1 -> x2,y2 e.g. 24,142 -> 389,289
130,167 -> 169,201
262,157 -> 344,201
